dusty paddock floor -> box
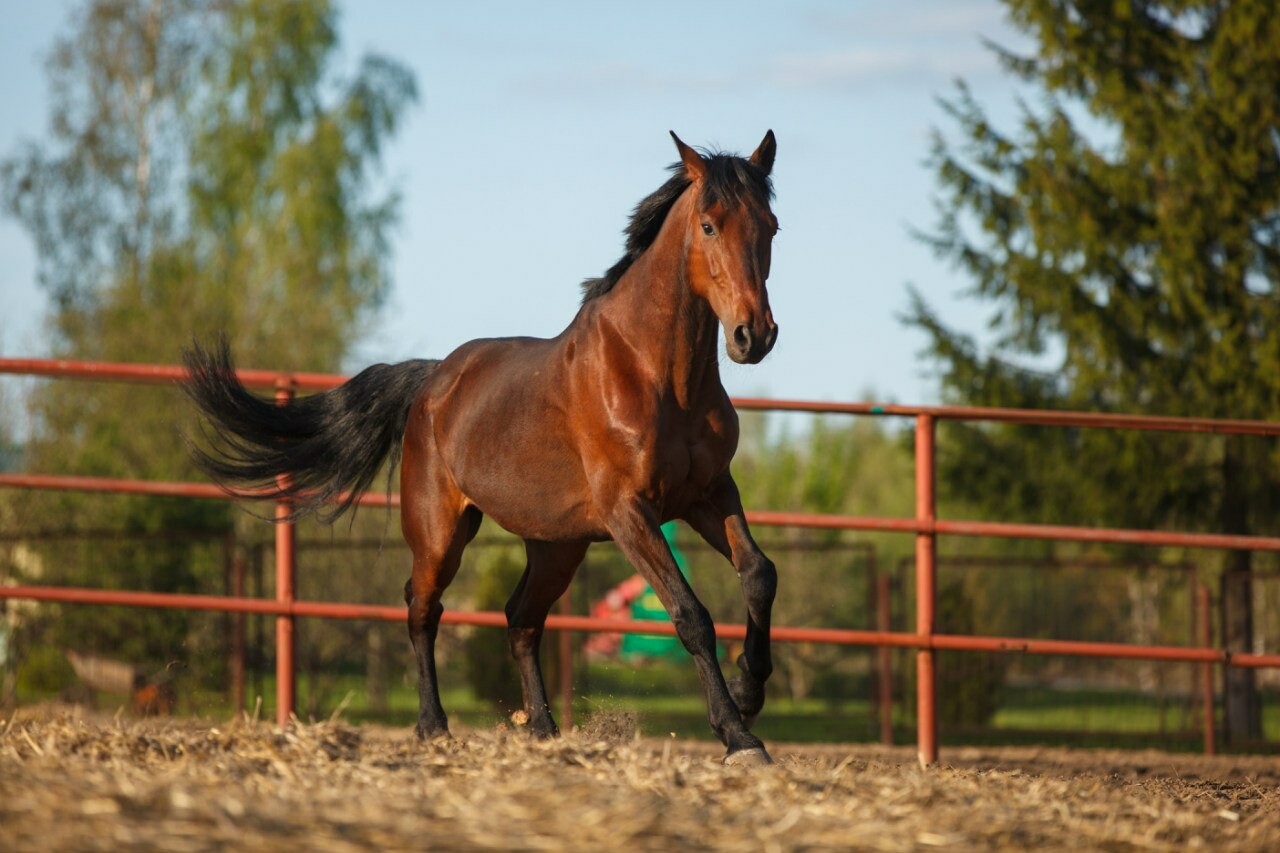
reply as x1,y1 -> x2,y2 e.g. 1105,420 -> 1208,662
1,705 -> 1277,852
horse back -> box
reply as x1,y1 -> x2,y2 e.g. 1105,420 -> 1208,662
405,325 -> 741,538
406,335 -> 605,540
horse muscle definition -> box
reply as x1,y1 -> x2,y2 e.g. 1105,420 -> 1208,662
185,131 -> 782,765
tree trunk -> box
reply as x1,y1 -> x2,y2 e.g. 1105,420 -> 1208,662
1220,437 -> 1261,743
1221,561 -> 1261,742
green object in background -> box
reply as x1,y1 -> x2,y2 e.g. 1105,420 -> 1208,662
620,522 -> 688,661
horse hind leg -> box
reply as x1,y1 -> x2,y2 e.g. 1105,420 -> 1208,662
505,539 -> 589,738
403,501 -> 482,740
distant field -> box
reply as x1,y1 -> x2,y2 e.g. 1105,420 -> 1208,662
28,661 -> 1276,754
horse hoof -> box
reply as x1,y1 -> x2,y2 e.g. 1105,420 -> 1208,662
415,724 -> 451,742
723,747 -> 772,767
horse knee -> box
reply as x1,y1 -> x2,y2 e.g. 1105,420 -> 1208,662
741,554 -> 777,606
503,584 -> 526,625
407,598 -> 443,640
672,600 -> 717,656
507,625 -> 539,659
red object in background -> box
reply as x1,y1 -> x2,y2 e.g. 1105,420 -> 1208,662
583,575 -> 649,658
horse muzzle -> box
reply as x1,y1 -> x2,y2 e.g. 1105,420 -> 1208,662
728,320 -> 778,365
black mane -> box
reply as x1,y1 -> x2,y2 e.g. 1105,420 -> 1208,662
580,150 -> 774,303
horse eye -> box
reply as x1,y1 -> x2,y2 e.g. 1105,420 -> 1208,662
701,222 -> 715,236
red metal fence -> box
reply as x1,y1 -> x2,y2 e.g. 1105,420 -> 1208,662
3,356 -> 1280,767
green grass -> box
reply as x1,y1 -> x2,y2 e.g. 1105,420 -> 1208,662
991,685 -> 1196,733
17,659 -> 1280,753
576,659 -> 881,742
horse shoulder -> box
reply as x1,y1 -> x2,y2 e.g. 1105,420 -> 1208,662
568,315 -> 662,438
685,391 -> 740,485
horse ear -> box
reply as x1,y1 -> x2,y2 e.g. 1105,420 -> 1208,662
669,131 -> 707,181
749,129 -> 776,176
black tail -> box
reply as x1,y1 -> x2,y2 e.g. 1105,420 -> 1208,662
183,338 -> 438,523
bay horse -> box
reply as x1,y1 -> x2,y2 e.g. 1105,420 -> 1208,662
184,130 -> 781,765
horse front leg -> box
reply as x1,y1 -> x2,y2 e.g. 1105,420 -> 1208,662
608,499 -> 770,765
683,475 -> 777,729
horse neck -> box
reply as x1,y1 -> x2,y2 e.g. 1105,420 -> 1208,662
597,219 -> 723,405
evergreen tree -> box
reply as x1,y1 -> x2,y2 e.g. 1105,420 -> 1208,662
909,0 -> 1279,742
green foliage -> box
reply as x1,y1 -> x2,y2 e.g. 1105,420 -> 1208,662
936,581 -> 1007,727
187,0 -> 416,369
733,412 -> 915,702
910,0 -> 1280,522
736,411 -> 915,533
892,577 -> 1008,729
0,0 -> 416,691
15,645 -> 77,697
908,0 -> 1280,739
1,0 -> 206,321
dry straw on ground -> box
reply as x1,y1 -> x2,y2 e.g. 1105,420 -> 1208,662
1,704 -> 1277,851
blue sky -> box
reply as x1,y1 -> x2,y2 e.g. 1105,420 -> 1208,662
1,1 -> 1034,411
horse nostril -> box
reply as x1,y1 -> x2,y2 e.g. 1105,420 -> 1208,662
733,324 -> 751,351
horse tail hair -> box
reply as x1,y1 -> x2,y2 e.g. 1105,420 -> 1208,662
182,336 -> 439,523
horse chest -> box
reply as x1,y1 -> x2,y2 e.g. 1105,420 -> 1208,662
648,410 -> 736,502
683,438 -> 728,490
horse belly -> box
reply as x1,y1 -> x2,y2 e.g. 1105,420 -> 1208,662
465,466 -> 605,542
444,413 -> 604,540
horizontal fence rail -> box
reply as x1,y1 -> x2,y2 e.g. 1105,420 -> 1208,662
2,356 -> 1279,766
6,474 -> 1280,554
8,357 -> 1280,435
4,582 -> 1278,667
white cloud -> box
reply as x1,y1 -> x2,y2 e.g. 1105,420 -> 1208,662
764,46 -> 996,90
803,0 -> 1011,40
506,2 -> 1030,103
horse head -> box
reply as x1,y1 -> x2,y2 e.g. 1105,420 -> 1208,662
671,130 -> 779,365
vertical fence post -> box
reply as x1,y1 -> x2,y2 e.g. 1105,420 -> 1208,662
230,547 -> 246,716
877,570 -> 894,746
274,378 -> 297,727
915,413 -> 938,768
1198,583 -> 1216,756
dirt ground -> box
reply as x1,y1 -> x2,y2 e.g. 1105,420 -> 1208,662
1,704 -> 1277,852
